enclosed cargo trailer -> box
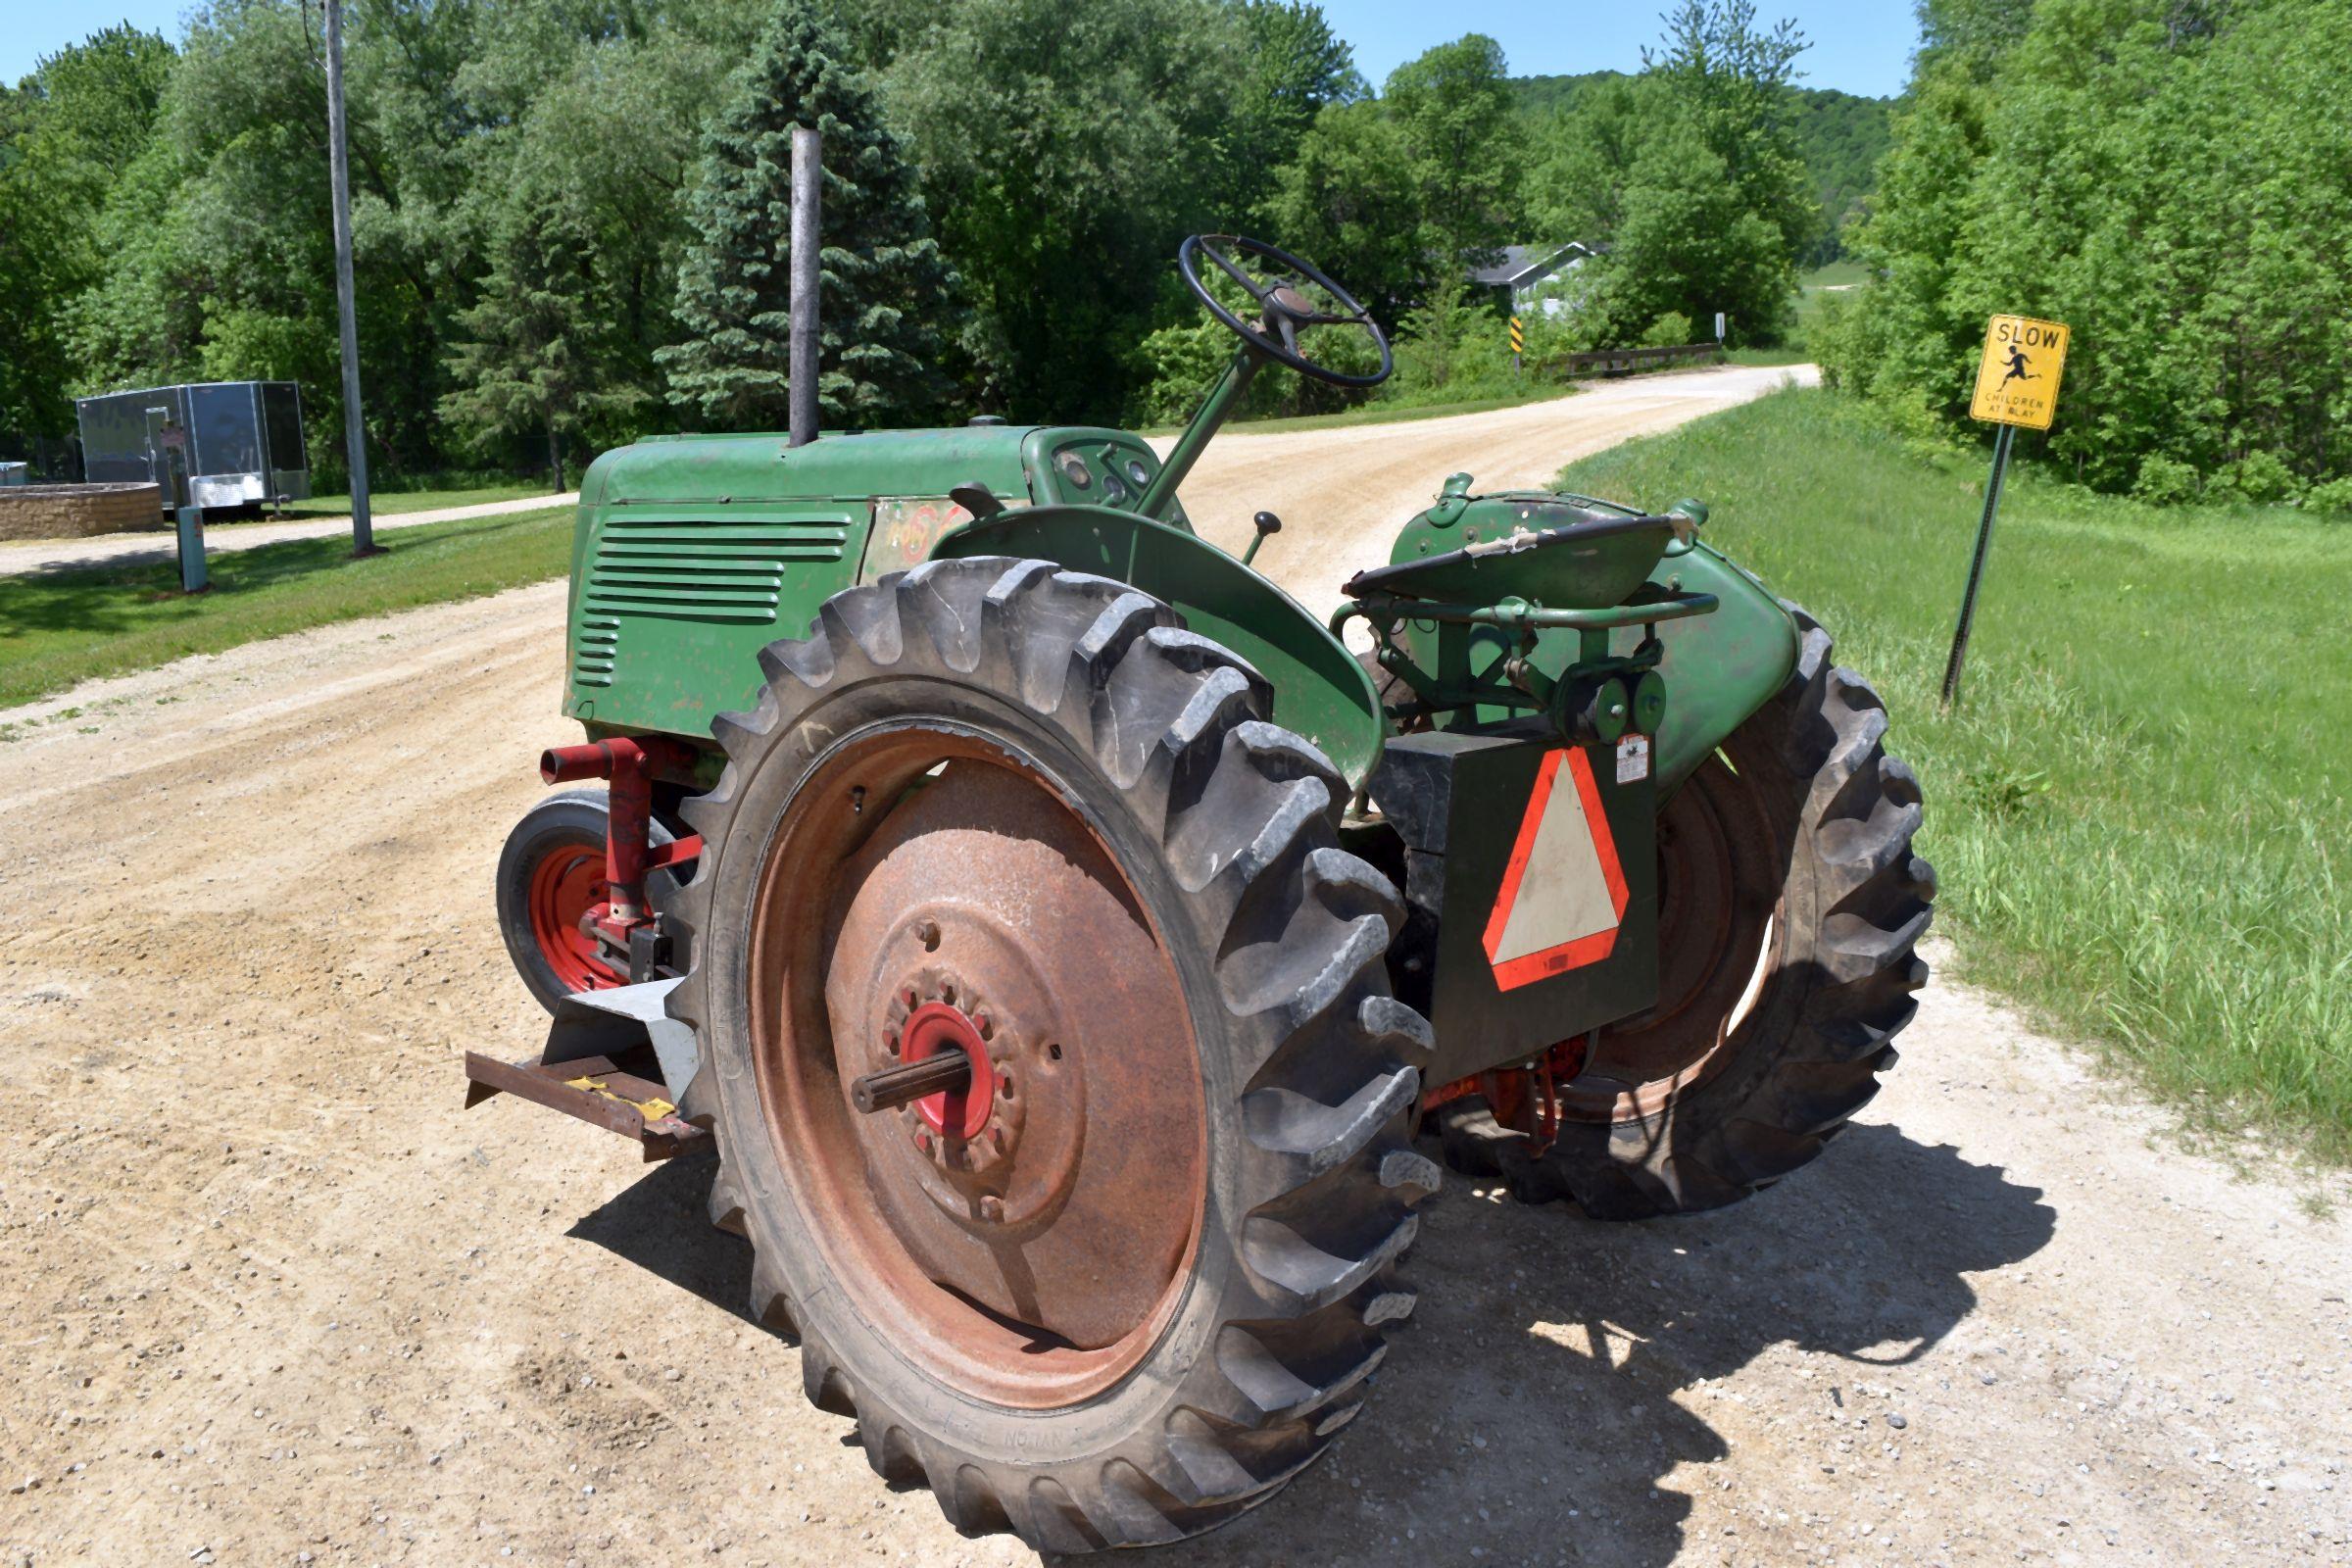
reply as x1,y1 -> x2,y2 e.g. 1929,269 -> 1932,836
74,381 -> 309,512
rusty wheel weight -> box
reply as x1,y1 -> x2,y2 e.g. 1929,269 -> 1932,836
760,738 -> 1207,1398
667,559 -> 1435,1549
1438,601 -> 1936,1218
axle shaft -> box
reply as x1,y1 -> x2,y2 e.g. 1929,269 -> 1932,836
851,1050 -> 972,1114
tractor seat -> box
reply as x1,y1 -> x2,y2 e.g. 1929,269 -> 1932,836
1345,494 -> 1680,610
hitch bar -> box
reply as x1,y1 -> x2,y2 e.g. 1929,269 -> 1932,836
464,978 -> 710,1161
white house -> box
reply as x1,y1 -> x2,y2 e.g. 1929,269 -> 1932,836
1470,241 -> 1599,318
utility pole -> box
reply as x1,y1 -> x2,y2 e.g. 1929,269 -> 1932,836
323,0 -> 375,555
788,126 -> 820,449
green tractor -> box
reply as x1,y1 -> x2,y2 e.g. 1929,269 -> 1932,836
468,236 -> 1933,1549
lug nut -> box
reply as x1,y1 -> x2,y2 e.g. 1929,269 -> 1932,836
978,1196 -> 1004,1222
913,918 -> 940,951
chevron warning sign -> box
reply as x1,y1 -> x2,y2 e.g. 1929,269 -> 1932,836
1481,748 -> 1629,991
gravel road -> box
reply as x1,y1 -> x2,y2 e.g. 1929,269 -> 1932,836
4,364 -> 2344,1568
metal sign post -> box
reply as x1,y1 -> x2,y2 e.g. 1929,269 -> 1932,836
1941,314 -> 2071,708
174,505 -> 210,594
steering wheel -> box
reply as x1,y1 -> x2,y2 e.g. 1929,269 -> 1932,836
1179,234 -> 1393,388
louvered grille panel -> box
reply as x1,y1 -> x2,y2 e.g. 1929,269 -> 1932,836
581,517 -> 850,626
571,614 -> 619,688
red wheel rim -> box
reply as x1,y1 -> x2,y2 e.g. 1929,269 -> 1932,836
526,839 -> 624,994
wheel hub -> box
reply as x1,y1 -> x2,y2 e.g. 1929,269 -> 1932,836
892,997 -> 998,1143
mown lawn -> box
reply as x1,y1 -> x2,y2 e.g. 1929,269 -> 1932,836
270,480 -> 558,521
0,506 -> 572,711
1559,388 -> 2351,1162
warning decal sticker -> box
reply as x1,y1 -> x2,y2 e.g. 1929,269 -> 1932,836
1481,747 -> 1630,991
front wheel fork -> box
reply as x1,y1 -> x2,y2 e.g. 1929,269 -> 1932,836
538,736 -> 703,980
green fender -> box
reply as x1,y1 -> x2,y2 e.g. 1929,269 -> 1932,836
1393,533 -> 1797,794
1638,538 -> 1800,790
932,506 -> 1388,791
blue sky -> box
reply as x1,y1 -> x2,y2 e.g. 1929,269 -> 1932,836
1328,1 -> 1920,98
4,1 -> 1922,99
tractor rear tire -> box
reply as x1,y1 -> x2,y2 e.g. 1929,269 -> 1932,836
1440,601 -> 1935,1218
665,558 -> 1436,1549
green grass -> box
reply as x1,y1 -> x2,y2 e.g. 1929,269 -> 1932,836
270,480 -> 557,522
0,506 -> 571,712
1559,387 -> 2352,1162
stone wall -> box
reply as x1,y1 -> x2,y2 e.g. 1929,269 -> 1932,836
0,483 -> 166,542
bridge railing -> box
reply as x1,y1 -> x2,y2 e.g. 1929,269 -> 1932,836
1547,343 -> 1727,378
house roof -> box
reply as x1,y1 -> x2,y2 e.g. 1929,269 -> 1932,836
1468,241 -> 1596,288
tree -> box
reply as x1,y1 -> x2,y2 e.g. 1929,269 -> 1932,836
440,186 -> 646,490
1389,272 -> 1510,395
661,0 -> 956,430
1642,1 -> 1815,259
1383,33 -> 1516,268
0,24 -> 175,438
479,24 -> 729,448
1261,100 -> 1427,323
1588,113 -> 1794,346
1525,73 -> 1653,247
1232,0 -> 1364,172
1783,84 -> 1894,265
1515,4 -> 1813,347
879,0 -> 1247,418
1821,0 -> 2352,496
1913,0 -> 2038,83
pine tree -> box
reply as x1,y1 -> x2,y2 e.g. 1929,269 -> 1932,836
439,186 -> 646,491
659,0 -> 956,431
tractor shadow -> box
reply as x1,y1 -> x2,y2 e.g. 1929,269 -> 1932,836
566,1122 -> 2054,1568
565,1152 -> 757,1324
1157,1121 -> 2055,1568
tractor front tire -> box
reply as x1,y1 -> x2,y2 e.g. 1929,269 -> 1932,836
494,787 -> 677,1012
1441,602 -> 1935,1218
666,558 -> 1435,1549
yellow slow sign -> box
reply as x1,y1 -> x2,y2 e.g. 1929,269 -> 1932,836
1970,315 -> 2069,430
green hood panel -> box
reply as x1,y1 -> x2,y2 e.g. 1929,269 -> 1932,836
590,426 -> 1040,508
